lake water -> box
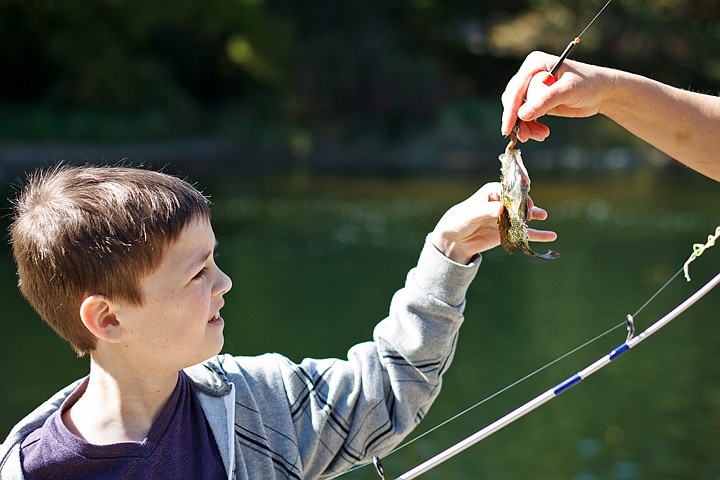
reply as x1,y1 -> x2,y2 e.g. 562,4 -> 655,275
1,167 -> 718,479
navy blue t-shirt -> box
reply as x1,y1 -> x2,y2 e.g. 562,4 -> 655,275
20,371 -> 226,480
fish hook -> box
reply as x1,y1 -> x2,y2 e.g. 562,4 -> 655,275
505,127 -> 519,152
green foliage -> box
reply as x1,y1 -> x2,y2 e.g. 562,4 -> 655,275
0,0 -> 289,110
0,0 -> 718,145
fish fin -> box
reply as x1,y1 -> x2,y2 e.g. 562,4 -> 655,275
517,243 -> 560,260
532,249 -> 561,260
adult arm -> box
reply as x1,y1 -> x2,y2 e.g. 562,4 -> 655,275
501,51 -> 720,181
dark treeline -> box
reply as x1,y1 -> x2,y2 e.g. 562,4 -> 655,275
0,0 -> 718,171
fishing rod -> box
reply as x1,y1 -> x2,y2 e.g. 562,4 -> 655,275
391,270 -> 720,480
546,0 -> 612,81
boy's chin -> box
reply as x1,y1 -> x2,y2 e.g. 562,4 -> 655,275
209,337 -> 225,359
190,337 -> 225,366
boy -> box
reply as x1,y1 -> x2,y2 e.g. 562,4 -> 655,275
0,164 -> 556,479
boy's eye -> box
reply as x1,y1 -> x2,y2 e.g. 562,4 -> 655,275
193,267 -> 209,280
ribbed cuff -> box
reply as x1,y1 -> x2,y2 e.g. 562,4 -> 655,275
411,236 -> 481,307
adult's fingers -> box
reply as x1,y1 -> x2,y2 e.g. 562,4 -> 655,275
501,52 -> 559,136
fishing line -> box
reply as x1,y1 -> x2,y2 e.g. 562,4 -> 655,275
548,0 -> 612,77
334,224 -> 719,479
630,266 -> 683,318
684,226 -> 720,281
397,271 -> 720,480
380,321 -> 624,451
336,322 -> 624,478
335,264 -> 687,479
380,260 -> 691,457
383,271 -> 680,446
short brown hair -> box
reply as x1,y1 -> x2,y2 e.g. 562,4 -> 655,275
9,164 -> 211,356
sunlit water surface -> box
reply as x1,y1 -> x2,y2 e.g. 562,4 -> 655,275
1,169 -> 718,479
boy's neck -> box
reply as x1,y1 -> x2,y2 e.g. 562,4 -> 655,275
62,355 -> 180,445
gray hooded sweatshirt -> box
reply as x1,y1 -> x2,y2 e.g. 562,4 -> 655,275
0,240 -> 480,479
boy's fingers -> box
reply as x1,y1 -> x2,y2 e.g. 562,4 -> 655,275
472,201 -> 503,221
527,206 -> 548,221
528,228 -> 558,243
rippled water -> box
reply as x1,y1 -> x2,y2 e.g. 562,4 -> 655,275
1,169 -> 718,479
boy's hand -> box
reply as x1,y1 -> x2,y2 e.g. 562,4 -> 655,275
429,182 -> 557,264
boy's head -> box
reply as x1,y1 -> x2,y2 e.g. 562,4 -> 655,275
9,164 -> 211,356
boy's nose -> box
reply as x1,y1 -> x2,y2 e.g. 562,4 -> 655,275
213,267 -> 233,296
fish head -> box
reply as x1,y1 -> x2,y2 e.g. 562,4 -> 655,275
499,148 -> 531,197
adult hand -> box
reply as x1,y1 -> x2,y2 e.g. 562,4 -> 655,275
500,51 -> 612,143
429,182 -> 557,264
500,51 -> 720,182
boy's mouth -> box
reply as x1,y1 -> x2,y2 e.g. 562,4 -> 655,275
209,301 -> 225,325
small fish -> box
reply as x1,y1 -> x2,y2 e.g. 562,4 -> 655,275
498,135 -> 559,260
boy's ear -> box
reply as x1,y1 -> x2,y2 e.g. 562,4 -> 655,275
79,295 -> 123,343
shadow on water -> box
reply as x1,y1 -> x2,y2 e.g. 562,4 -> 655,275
0,167 -> 718,479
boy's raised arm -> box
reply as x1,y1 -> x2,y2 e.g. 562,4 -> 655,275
216,183 -> 556,478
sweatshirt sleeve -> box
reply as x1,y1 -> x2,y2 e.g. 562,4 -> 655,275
223,238 -> 480,479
